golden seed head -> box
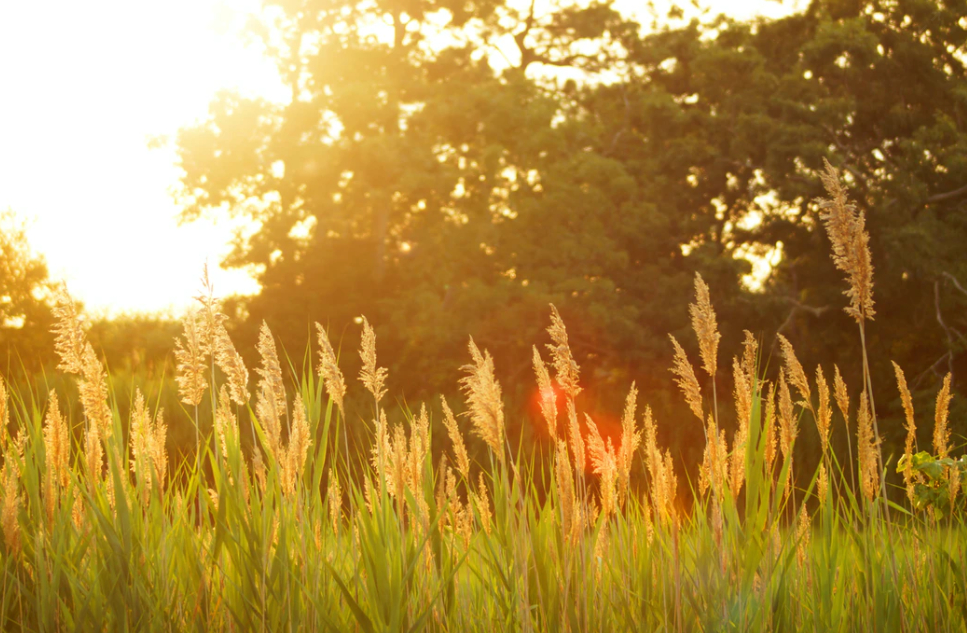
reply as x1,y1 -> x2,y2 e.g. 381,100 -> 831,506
51,285 -> 87,375
689,273 -> 720,378
283,394 -> 312,496
741,330 -> 758,386
130,389 -> 152,489
815,366 -> 832,453
934,373 -> 953,460
733,357 -> 752,438
214,322 -> 250,406
315,322 -> 346,417
1,459 -> 21,555
616,382 -> 640,507
256,321 -> 287,419
668,335 -> 703,422
763,382 -> 777,475
777,334 -> 812,412
358,316 -> 388,404
857,392 -> 879,502
214,386 -> 239,460
546,305 -> 582,401
459,338 -> 505,458
586,413 -> 617,517
328,474 -> 342,535
440,395 -> 470,480
818,159 -> 875,322
474,472 -> 492,535
778,369 -> 797,459
565,400 -> 585,473
175,308 -> 210,407
892,361 -> 919,502
532,346 -> 558,441
78,343 -> 112,438
833,365 -> 850,425
43,392 -> 70,490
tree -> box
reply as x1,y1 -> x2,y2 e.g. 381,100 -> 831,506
0,209 -> 54,371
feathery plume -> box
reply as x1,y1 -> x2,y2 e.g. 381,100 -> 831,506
565,400 -> 585,473
532,346 -> 558,440
833,365 -> 850,424
777,334 -> 813,412
315,322 -> 346,417
669,335 -> 703,421
741,330 -> 758,387
796,504 -> 811,567
689,273 -> 720,378
818,159 -> 875,322
43,392 -> 69,487
1,458 -> 20,554
256,383 -> 283,459
358,316 -> 388,404
440,396 -> 470,480
0,376 -> 8,451
473,472 -> 492,535
763,382 -> 777,477
256,321 -> 287,419
554,440 -> 576,541
815,366 -> 832,453
459,338 -> 505,457
175,308 -> 209,407
616,383 -> 640,506
892,362 -> 919,502
857,392 -> 879,502
130,389 -> 153,490
214,386 -> 239,460
586,414 -> 617,518
546,305 -> 582,400
934,373 -> 952,460
214,322 -> 249,406
194,263 -> 219,352
778,370 -> 797,496
51,286 -> 87,375
283,394 -> 312,495
149,409 -> 168,489
328,475 -> 342,535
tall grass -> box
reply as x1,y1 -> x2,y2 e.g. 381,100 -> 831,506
0,163 -> 965,632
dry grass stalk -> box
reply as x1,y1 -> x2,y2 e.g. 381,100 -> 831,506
586,414 -> 617,518
84,422 -> 103,484
283,394 -> 312,495
933,373 -> 952,460
359,316 -> 388,404
546,305 -> 582,401
314,323 -> 346,417
817,463 -> 829,501
731,358 -> 751,494
857,392 -> 879,502
257,383 -> 283,460
668,335 -> 703,422
214,322 -> 250,406
777,334 -> 813,413
440,396 -> 470,480
699,415 -> 728,498
51,286 -> 87,375
616,383 -> 641,507
815,366 -> 832,453
175,308 -> 210,407
256,321 -> 287,420
43,392 -> 70,491
532,346 -> 558,441
473,472 -> 492,535
763,382 -> 777,477
892,362 -> 919,502
328,475 -> 342,535
214,386 -> 239,462
833,365 -> 850,423
818,159 -> 875,322
689,273 -> 720,378
459,338 -> 505,458
554,439 -> 576,542
149,409 -> 168,490
778,371 -> 797,497
741,330 -> 758,387
130,390 -> 153,490
565,400 -> 585,473
78,344 -> 113,438
2,455 -> 21,554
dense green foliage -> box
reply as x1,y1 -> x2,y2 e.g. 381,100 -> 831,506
168,0 -> 967,465
0,210 -> 53,371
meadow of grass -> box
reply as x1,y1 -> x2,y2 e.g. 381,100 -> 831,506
0,161 -> 965,632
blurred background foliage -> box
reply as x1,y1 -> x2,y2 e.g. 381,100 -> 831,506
3,0 -> 966,477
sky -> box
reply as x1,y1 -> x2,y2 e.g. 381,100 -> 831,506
0,0 -> 798,317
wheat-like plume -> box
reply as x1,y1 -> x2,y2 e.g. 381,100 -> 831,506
256,383 -> 283,459
669,335 -> 703,422
149,409 -> 168,490
796,505 -> 811,567
934,373 -> 952,460
0,376 -> 9,451
763,382 -> 777,477
315,322 -> 346,417
731,358 -> 751,493
256,321 -> 287,419
532,346 -> 558,441
283,394 -> 312,495
214,322 -> 250,406
359,316 -> 388,404
214,386 -> 240,461
891,362 -> 919,502
689,273 -> 720,378
777,370 -> 797,497
459,338 -> 505,458
616,382 -> 640,507
586,414 -> 617,518
327,475 -> 342,535
699,415 -> 728,498
857,392 -> 879,502
741,330 -> 758,385
565,400 -> 585,473
51,286 -> 87,375
546,305 -> 582,401
833,365 -> 850,423
130,389 -> 153,491
440,396 -> 470,480
777,334 -> 813,412
818,159 -> 875,322
42,394 -> 68,487
554,439 -> 576,542
175,308 -> 210,407
1,456 -> 20,554
194,264 -> 219,354
815,366 -> 832,453
473,472 -> 492,535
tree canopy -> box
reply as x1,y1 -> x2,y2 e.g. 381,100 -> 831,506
0,209 -> 53,371
169,0 -> 967,457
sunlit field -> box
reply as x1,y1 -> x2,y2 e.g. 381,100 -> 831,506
0,162 -> 964,632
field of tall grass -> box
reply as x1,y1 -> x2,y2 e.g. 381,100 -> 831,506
1,161 -> 965,632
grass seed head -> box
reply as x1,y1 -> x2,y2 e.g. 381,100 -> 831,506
175,308 -> 210,407
440,396 -> 470,480
532,346 -> 558,441
459,338 -> 505,458
669,335 -> 703,422
546,305 -> 582,400
358,316 -> 388,404
315,322 -> 346,417
934,373 -> 953,460
689,273 -> 720,378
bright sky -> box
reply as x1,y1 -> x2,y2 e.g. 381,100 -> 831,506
0,0 -> 797,317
